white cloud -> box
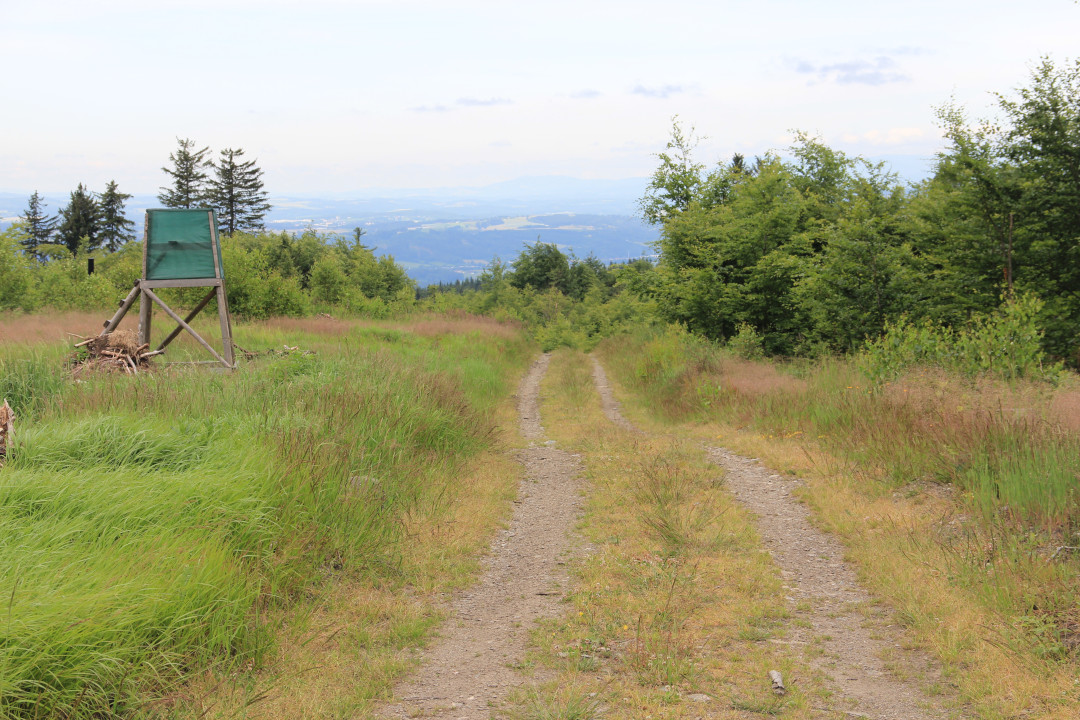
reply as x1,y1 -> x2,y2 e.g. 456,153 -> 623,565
630,84 -> 686,99
794,56 -> 909,86
457,97 -> 514,107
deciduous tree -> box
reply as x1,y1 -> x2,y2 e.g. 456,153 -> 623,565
510,241 -> 570,293
639,117 -> 705,225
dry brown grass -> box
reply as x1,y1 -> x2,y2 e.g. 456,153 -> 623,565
877,367 -> 1080,437
1049,385 -> 1080,433
401,312 -> 522,340
0,310 -> 136,345
597,350 -> 1080,720
717,356 -> 806,397
884,368 -> 1059,427
250,315 -> 360,336
243,312 -> 523,342
500,349 -> 829,719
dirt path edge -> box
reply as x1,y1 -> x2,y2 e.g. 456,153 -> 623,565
378,354 -> 584,719
590,356 -> 962,720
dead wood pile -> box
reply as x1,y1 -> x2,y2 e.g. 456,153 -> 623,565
0,399 -> 12,465
72,329 -> 163,376
234,343 -> 315,361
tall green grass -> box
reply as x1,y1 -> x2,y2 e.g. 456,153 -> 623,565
0,317 -> 533,718
0,345 -> 69,420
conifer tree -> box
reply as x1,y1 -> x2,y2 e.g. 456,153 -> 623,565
159,137 -> 211,208
97,180 -> 135,251
56,184 -> 100,254
208,147 -> 271,235
20,191 -> 58,259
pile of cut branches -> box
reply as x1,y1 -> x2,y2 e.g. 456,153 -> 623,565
72,329 -> 163,376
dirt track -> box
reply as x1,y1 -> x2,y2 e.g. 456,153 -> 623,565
380,353 -> 583,719
591,357 -> 960,720
380,355 -> 960,719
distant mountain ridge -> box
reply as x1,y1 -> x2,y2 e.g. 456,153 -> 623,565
0,161 -> 932,285
0,176 -> 659,285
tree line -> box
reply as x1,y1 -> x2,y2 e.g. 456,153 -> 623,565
16,138 -> 271,260
633,58 -> 1080,363
2,137 -> 413,317
409,59 -> 1080,366
21,183 -> 135,259
5,59 -> 1077,366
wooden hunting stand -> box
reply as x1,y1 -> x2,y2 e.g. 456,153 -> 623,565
101,209 -> 235,368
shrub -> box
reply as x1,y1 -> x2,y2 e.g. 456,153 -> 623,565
860,294 -> 1063,384
727,322 -> 765,360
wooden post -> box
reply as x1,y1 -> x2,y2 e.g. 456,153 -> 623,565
216,285 -> 235,367
138,216 -> 152,345
138,294 -> 153,346
207,212 -> 235,367
101,281 -> 141,334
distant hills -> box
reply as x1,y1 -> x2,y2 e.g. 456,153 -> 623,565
0,177 -> 659,285
0,161 -> 934,286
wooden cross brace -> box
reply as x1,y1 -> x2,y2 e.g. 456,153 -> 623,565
101,279 -> 235,368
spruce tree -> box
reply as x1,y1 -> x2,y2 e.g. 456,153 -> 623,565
209,147 -> 271,235
97,180 -> 135,251
56,184 -> 100,254
159,137 -> 211,208
21,191 -> 58,259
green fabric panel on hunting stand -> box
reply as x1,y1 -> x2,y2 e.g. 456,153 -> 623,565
145,209 -> 224,280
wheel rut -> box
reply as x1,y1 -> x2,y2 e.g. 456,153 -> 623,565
379,353 -> 583,719
591,357 -> 961,720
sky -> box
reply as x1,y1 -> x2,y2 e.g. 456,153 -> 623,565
2,0 -> 1078,196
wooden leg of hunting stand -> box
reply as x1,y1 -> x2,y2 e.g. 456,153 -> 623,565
216,284 -> 235,367
101,282 -> 141,335
138,282 -> 153,347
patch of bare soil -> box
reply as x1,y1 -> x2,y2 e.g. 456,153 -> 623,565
379,354 -> 583,719
591,357 -> 962,720
590,358 -> 640,434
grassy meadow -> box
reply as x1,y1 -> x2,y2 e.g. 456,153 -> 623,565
3,306 -> 1080,719
0,310 -> 534,718
595,327 -> 1080,719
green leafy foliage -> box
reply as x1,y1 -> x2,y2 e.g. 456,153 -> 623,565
859,294 -> 1063,384
639,116 -> 706,225
727,322 -> 764,360
636,59 -> 1080,365
0,228 -> 413,319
